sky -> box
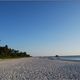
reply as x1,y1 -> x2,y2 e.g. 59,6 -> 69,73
0,1 -> 80,56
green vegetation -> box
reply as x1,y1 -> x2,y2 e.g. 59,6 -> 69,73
0,45 -> 31,59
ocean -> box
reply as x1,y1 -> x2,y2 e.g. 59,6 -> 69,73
46,56 -> 80,61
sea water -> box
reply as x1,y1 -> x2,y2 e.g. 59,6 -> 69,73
60,56 -> 80,61
47,56 -> 80,61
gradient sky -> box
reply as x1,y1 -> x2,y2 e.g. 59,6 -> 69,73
0,1 -> 80,56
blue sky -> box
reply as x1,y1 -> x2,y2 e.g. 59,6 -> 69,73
0,1 -> 80,56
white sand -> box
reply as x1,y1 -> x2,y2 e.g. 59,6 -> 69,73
0,57 -> 80,80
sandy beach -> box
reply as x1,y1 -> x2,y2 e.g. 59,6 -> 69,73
0,57 -> 80,80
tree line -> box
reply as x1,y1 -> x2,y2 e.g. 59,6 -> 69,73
0,45 -> 31,58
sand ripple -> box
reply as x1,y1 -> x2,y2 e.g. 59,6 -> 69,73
0,57 -> 80,80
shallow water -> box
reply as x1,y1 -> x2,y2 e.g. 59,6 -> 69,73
47,56 -> 80,61
60,56 -> 80,61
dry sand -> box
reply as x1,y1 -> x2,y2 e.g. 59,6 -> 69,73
0,57 -> 80,80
